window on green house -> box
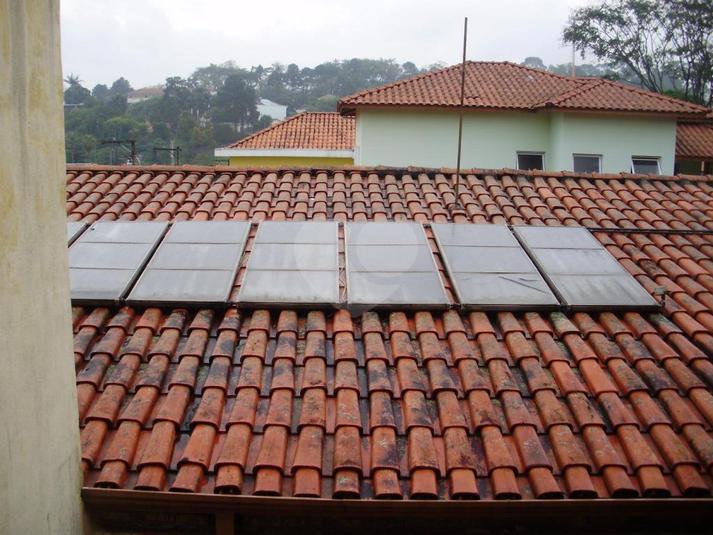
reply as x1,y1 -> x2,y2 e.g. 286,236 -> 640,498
573,154 -> 601,173
631,157 -> 661,175
517,152 -> 544,170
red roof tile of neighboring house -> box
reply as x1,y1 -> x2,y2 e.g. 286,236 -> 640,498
227,112 -> 355,150
67,165 -> 713,508
339,61 -> 710,117
677,123 -> 713,160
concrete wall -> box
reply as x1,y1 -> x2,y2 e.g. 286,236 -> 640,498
549,112 -> 676,174
355,108 -> 677,173
0,1 -> 84,533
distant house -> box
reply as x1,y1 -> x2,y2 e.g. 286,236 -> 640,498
127,86 -> 164,104
338,61 -> 711,174
215,112 -> 354,167
257,98 -> 288,122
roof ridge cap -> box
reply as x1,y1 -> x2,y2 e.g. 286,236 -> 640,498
594,77 -> 710,114
534,78 -> 604,109
338,63 -> 468,108
501,61 -> 586,83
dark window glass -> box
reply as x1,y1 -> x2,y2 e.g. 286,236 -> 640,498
573,155 -> 600,173
632,158 -> 660,174
517,153 -> 544,170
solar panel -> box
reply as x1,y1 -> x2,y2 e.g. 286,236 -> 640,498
238,221 -> 339,305
66,221 -> 87,245
432,223 -> 559,309
346,222 -> 448,307
513,226 -> 658,311
69,221 -> 168,303
127,221 -> 250,305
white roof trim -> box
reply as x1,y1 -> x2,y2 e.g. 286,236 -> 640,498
215,148 -> 354,159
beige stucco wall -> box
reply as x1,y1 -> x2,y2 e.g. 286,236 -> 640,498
355,108 -> 677,174
0,1 -> 84,533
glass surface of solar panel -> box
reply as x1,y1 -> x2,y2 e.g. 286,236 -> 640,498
68,221 -> 168,303
66,221 -> 87,244
127,221 -> 250,305
513,226 -> 658,310
238,221 -> 339,305
346,222 -> 448,307
432,223 -> 559,309
255,221 -> 336,244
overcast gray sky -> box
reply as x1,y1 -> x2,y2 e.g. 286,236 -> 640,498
61,0 -> 593,89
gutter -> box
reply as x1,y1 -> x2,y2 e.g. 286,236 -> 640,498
214,148 -> 355,159
83,488 -> 713,533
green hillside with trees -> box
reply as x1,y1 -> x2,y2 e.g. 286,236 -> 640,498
64,1 -> 711,166
63,59 -> 440,165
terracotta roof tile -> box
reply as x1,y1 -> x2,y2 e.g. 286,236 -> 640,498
677,123 -> 713,160
69,164 -> 713,503
339,61 -> 709,117
227,112 -> 354,150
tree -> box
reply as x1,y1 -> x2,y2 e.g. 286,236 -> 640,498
402,61 -> 419,77
563,0 -> 713,106
212,73 -> 258,131
92,84 -> 110,101
65,132 -> 97,162
109,77 -> 132,98
311,95 -> 339,112
522,57 -> 547,70
192,62 -> 246,94
64,73 -> 91,105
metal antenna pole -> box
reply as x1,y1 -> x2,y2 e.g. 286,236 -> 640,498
454,17 -> 468,207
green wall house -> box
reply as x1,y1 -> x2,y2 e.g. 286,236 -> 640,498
340,62 -> 710,175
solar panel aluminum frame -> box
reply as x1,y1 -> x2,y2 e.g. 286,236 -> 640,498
127,221 -> 251,307
344,222 -> 449,310
237,221 -> 340,308
66,221 -> 87,245
513,225 -> 660,312
68,221 -> 169,305
431,223 -> 560,311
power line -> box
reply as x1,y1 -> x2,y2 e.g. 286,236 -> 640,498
100,139 -> 137,164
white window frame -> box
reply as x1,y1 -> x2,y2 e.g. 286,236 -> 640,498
516,151 -> 545,171
572,153 -> 602,173
631,156 -> 661,175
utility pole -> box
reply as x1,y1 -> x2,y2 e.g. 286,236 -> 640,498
571,43 -> 576,78
153,146 -> 182,165
100,139 -> 137,164
454,16 -> 468,208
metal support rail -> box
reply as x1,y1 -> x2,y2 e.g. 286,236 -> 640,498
585,226 -> 713,237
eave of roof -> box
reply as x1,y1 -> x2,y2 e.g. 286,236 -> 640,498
84,488 -> 713,532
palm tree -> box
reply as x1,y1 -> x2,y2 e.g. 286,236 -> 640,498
64,73 -> 82,87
